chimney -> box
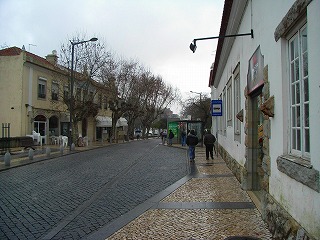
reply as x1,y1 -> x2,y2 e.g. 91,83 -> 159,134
46,50 -> 58,65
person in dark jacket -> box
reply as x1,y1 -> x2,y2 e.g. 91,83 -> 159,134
168,130 -> 174,146
203,130 -> 216,160
186,129 -> 199,162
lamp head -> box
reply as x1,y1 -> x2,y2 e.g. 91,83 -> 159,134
90,37 -> 98,42
189,41 -> 197,53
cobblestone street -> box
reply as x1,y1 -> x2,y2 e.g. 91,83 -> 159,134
0,139 -> 188,239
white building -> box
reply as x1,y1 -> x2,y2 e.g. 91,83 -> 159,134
209,0 -> 319,239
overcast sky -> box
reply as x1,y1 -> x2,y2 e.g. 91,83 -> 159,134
1,0 -> 223,112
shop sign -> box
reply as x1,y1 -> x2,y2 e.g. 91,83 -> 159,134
247,46 -> 264,95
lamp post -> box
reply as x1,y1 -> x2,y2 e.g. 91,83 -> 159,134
190,91 -> 202,103
69,37 -> 98,150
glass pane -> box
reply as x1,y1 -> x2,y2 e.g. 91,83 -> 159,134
304,77 -> 309,102
292,107 -> 296,127
294,38 -> 299,58
291,85 -> 295,104
305,129 -> 310,153
292,129 -> 296,150
297,129 -> 301,151
295,59 -> 300,81
290,40 -> 295,61
290,62 -> 295,83
304,103 -> 309,127
303,53 -> 308,77
301,26 -> 307,52
297,106 -> 300,127
296,82 -> 300,104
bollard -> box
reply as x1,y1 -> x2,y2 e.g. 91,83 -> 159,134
4,151 -> 11,166
28,148 -> 34,160
59,145 -> 64,155
46,147 -> 51,157
71,143 -> 75,151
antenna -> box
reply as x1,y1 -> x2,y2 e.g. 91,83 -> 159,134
28,44 -> 37,51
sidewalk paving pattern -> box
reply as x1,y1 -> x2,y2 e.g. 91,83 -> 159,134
89,145 -> 273,240
0,141 -> 273,239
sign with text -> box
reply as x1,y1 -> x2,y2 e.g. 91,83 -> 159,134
247,46 -> 264,95
211,100 -> 223,116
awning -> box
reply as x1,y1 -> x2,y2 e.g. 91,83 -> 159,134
96,116 -> 112,127
116,117 -> 128,127
96,116 -> 128,128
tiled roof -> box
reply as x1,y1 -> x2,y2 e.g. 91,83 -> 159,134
0,46 -> 22,56
0,46 -> 54,68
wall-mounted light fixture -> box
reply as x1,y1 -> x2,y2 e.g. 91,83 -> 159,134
189,29 -> 254,53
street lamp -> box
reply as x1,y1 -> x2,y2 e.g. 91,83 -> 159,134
190,91 -> 202,103
69,37 -> 98,150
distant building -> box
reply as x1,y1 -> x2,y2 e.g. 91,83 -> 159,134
209,0 -> 319,239
0,47 -> 115,144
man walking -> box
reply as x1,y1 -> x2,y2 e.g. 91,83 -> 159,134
168,130 -> 174,146
186,130 -> 199,162
203,130 -> 216,160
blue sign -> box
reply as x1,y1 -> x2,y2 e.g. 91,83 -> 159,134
211,100 -> 222,116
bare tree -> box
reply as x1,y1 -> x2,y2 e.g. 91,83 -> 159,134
57,34 -> 111,142
181,94 -> 211,129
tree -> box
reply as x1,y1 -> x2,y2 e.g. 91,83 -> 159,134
181,94 -> 211,130
58,34 -> 111,143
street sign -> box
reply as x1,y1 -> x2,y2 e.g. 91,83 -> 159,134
211,100 -> 222,116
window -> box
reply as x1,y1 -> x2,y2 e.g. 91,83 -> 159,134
104,96 -> 108,109
38,78 -> 46,99
51,82 -> 59,101
98,94 -> 102,108
219,94 -> 223,134
64,86 -> 69,100
227,77 -> 232,126
234,64 -> 241,141
222,87 -> 226,135
76,88 -> 82,102
288,23 -> 309,158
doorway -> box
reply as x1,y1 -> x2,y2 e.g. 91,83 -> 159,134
247,92 -> 264,201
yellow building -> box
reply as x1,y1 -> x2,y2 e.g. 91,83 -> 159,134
0,47 -> 113,145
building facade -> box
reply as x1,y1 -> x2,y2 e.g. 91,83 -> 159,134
0,47 -> 114,144
209,0 -> 319,239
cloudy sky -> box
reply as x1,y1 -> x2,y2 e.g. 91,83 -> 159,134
1,0 -> 223,112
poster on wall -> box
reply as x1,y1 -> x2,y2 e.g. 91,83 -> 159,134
247,46 -> 264,95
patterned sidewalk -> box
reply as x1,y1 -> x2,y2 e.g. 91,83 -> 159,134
101,146 -> 273,240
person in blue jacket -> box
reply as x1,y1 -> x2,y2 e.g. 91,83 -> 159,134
186,129 -> 199,162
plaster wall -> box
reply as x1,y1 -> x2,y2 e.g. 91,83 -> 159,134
213,0 -> 319,237
0,54 -> 24,137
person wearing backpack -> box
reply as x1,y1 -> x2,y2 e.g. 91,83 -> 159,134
186,129 -> 199,162
203,130 -> 216,160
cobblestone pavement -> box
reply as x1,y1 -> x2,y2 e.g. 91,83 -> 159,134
99,146 -> 273,240
0,139 -> 188,239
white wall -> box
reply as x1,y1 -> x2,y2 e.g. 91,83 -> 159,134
212,0 -> 320,237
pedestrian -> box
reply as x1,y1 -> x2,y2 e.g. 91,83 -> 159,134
203,130 -> 216,160
186,129 -> 199,162
162,130 -> 167,145
181,129 -> 186,146
168,130 -> 174,146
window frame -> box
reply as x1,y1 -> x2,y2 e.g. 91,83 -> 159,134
38,78 -> 47,99
222,87 -> 226,136
227,77 -> 233,126
288,22 -> 310,159
51,82 -> 59,101
233,64 -> 241,142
